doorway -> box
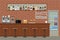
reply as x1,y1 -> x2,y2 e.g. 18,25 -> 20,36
48,10 -> 59,36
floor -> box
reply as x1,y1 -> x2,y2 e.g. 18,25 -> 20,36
0,30 -> 59,40
50,30 -> 58,36
0,37 -> 60,40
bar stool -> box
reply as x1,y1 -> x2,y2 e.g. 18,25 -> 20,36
42,28 -> 47,37
13,28 -> 17,37
32,28 -> 37,37
23,28 -> 27,37
3,28 -> 8,37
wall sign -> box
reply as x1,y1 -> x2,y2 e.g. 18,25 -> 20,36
35,11 -> 47,19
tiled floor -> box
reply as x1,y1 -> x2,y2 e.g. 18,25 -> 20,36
0,30 -> 59,40
0,37 -> 60,40
50,30 -> 58,36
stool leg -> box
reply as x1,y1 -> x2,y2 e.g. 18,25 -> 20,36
4,29 -> 7,37
33,29 -> 36,37
43,29 -> 46,37
14,29 -> 16,37
23,29 -> 26,37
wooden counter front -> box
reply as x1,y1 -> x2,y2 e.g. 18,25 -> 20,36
0,23 -> 50,37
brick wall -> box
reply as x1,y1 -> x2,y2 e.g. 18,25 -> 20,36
0,0 -> 60,35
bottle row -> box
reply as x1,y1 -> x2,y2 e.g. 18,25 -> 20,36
8,4 -> 47,11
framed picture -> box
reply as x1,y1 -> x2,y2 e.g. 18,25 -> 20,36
8,4 -> 21,10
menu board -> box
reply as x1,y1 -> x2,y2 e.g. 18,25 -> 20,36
35,11 -> 47,19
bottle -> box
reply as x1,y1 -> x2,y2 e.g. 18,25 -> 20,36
20,7 -> 22,10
